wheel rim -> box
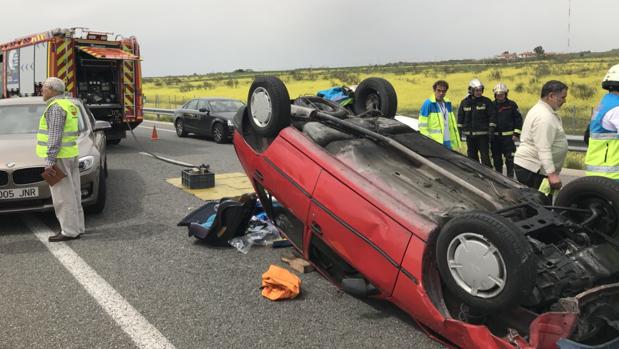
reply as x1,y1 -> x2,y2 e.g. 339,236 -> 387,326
213,124 -> 223,142
250,87 -> 272,128
365,93 -> 380,111
176,120 -> 183,135
446,232 -> 507,299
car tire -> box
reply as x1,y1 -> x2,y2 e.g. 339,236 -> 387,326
85,170 -> 106,214
353,77 -> 398,118
175,118 -> 187,137
106,139 -> 121,145
555,176 -> 619,238
293,96 -> 350,118
212,122 -> 228,144
247,76 -> 291,137
435,211 -> 536,312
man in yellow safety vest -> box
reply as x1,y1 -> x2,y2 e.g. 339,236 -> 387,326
418,80 -> 461,149
36,77 -> 84,242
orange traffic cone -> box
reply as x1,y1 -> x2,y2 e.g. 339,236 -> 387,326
151,125 -> 159,141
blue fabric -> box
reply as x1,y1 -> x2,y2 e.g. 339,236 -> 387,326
443,140 -> 452,149
591,93 -> 619,134
420,97 -> 453,117
317,87 -> 349,103
200,214 -> 216,229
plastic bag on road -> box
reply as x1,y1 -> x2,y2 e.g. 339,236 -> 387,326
229,218 -> 281,254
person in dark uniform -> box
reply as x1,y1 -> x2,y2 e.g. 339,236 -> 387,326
491,83 -> 522,178
457,79 -> 497,167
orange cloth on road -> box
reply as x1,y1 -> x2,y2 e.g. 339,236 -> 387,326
261,265 -> 301,301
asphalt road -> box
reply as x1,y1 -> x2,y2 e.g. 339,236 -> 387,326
0,120 -> 444,349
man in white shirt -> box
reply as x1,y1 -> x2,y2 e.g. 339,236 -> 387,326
514,81 -> 569,192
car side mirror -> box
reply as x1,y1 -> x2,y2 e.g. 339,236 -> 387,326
199,108 -> 209,114
94,120 -> 112,132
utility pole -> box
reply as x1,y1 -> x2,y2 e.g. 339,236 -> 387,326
568,0 -> 572,50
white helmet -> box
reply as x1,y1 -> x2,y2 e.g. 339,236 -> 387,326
468,79 -> 484,94
602,64 -> 619,91
493,83 -> 508,95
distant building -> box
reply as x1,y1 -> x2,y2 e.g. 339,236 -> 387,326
496,51 -> 518,60
518,51 -> 537,59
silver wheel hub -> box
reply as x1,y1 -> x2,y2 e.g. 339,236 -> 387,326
250,87 -> 272,128
446,232 -> 506,299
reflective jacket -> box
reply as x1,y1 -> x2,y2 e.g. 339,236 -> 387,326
493,98 -> 522,136
419,95 -> 461,148
585,93 -> 619,180
36,99 -> 79,159
457,95 -> 497,135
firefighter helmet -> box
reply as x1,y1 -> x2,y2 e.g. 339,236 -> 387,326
493,83 -> 508,95
468,79 -> 484,94
602,64 -> 619,91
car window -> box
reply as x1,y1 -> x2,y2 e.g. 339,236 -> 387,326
210,100 -> 244,113
184,99 -> 199,110
197,100 -> 211,111
0,102 -> 85,135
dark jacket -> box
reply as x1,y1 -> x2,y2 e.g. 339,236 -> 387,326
457,95 -> 497,135
494,98 -> 523,136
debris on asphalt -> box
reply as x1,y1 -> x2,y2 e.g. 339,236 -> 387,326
228,218 -> 281,254
261,264 -> 301,301
281,254 -> 314,274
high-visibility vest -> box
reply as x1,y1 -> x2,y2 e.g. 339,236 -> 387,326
585,93 -> 619,180
36,98 -> 80,159
419,95 -> 461,149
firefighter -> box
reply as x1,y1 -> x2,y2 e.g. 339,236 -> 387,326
585,64 -> 619,180
418,80 -> 461,149
457,79 -> 497,167
491,83 -> 522,178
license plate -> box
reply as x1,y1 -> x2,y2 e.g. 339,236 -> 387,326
0,187 -> 39,200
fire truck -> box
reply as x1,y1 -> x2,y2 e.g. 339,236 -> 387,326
0,28 -> 143,144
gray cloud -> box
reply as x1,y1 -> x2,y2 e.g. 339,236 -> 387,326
1,0 -> 616,76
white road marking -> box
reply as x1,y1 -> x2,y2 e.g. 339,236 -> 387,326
22,215 -> 176,349
137,125 -> 176,133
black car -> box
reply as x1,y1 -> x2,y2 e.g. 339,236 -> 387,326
173,98 -> 244,143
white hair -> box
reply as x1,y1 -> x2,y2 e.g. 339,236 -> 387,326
43,77 -> 66,94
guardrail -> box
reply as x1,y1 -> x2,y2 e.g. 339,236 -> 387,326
143,108 -> 587,152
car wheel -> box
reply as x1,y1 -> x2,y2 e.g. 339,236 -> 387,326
175,118 -> 187,137
247,76 -> 291,137
555,176 -> 619,238
435,211 -> 536,312
104,157 -> 108,178
353,77 -> 398,118
212,122 -> 228,144
106,139 -> 121,145
85,170 -> 106,214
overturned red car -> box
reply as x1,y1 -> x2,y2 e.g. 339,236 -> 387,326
232,76 -> 619,349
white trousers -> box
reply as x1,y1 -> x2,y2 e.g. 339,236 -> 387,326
50,157 -> 85,237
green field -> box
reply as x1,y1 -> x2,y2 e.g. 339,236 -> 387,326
144,51 -> 618,133
143,52 -> 619,169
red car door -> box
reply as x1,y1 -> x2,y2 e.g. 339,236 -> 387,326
257,136 -> 322,250
309,170 -> 412,295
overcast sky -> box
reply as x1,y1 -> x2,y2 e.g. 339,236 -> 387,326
3,0 -> 617,77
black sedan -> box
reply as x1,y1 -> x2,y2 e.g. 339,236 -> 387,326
173,97 -> 244,143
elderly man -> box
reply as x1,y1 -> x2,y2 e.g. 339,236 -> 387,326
514,80 -> 569,192
37,77 -> 84,242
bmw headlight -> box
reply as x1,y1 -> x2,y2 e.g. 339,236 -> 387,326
79,156 -> 95,172
227,119 -> 234,127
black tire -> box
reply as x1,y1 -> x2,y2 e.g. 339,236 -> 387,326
293,96 -> 350,118
247,76 -> 291,137
435,211 -> 536,312
353,77 -> 398,118
212,122 -> 228,144
85,170 -> 106,214
106,138 -> 121,145
175,118 -> 187,137
555,176 -> 619,238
